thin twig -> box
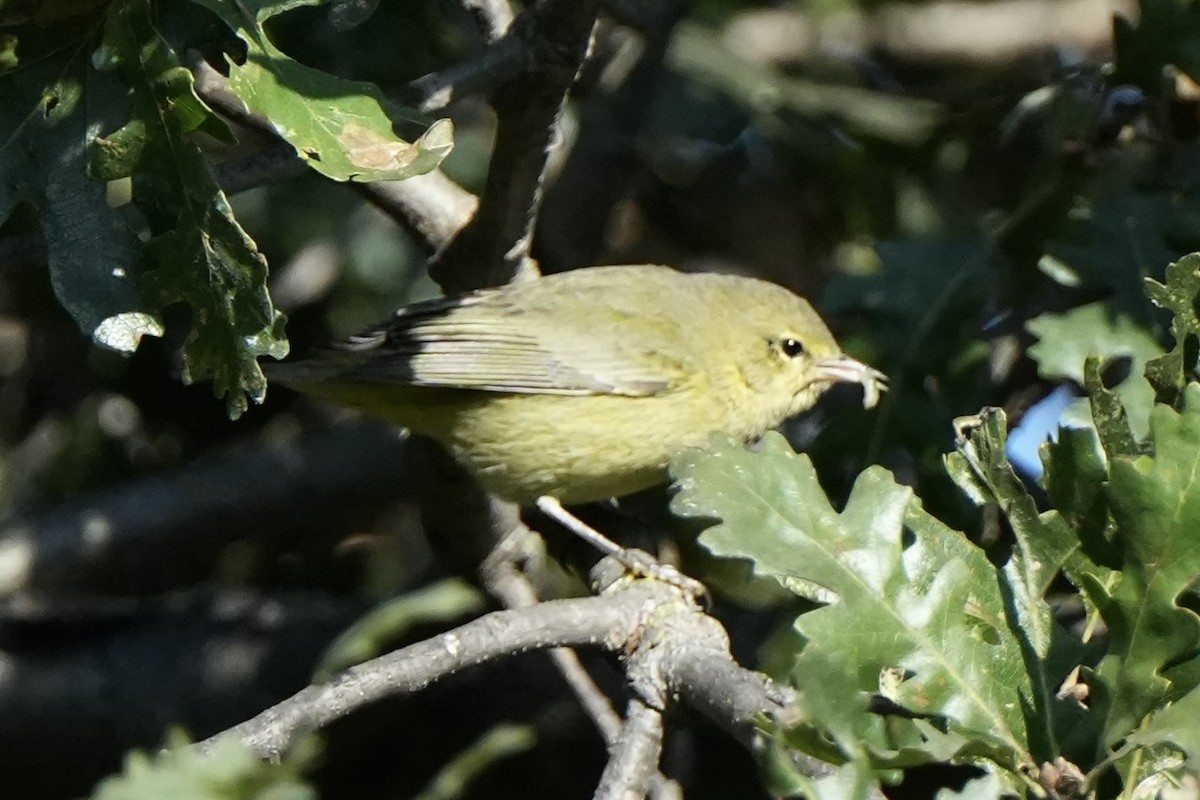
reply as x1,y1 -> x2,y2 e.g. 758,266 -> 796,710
536,0 -> 688,270
480,530 -> 625,744
403,34 -> 529,114
357,172 -> 479,253
594,698 -> 665,800
191,583 -> 670,759
189,578 -> 818,788
480,528 -> 683,800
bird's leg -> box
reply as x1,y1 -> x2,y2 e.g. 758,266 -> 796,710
534,496 -> 709,604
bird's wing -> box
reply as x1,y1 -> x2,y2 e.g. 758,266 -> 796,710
331,290 -> 680,397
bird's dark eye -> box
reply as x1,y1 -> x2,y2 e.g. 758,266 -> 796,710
780,337 -> 805,358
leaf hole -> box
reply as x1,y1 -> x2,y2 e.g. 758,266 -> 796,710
1185,333 -> 1200,378
1099,355 -> 1133,389
1174,580 -> 1200,624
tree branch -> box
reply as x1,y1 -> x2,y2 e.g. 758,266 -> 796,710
594,697 -> 665,800
480,530 -> 625,745
430,0 -> 606,292
402,34 -> 529,114
190,578 -> 825,792
0,423 -> 413,596
193,583 -> 664,760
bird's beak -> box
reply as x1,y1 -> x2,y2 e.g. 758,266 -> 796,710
815,356 -> 888,409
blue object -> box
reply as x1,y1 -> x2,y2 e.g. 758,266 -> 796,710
1005,385 -> 1077,479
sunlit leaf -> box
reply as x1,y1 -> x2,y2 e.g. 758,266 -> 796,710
96,0 -> 288,416
90,733 -> 315,800
1027,301 -> 1162,438
191,0 -> 453,183
671,434 -> 1035,774
1144,253 -> 1200,406
1088,384 -> 1200,750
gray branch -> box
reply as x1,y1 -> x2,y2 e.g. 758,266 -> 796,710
193,583 -> 665,760
404,33 -> 529,114
430,0 -> 606,292
190,579 -> 828,792
0,423 -> 413,596
594,698 -> 665,800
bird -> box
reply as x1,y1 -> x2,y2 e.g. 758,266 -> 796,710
267,264 -> 886,505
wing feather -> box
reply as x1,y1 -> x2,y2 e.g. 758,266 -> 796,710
332,287 -> 678,396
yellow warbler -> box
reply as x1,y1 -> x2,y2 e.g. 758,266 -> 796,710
268,265 -> 885,503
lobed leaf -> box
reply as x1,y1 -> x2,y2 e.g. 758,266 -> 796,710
1088,384 -> 1200,753
1039,426 -> 1120,598
1083,356 -> 1146,460
944,410 -> 1098,762
190,0 -> 453,183
1124,685 -> 1200,769
0,33 -> 151,350
90,732 -> 315,800
96,0 -> 288,417
1144,252 -> 1200,407
671,434 -> 1035,774
1026,301 -> 1162,438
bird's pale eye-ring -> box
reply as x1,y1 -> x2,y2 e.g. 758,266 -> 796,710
779,337 -> 805,358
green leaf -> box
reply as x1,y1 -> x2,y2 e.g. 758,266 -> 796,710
1027,301 -> 1163,438
671,434 -> 1034,774
1123,685 -> 1200,768
775,645 -> 893,769
96,0 -> 288,417
759,720 -> 885,800
191,0 -> 453,183
946,409 -> 1078,603
796,763 -> 886,800
90,732 -> 316,800
1040,426 -> 1120,585
1089,384 -> 1200,751
314,579 -> 485,680
943,410 -> 1098,762
1144,253 -> 1200,406
413,723 -> 537,800
0,35 -> 151,349
1084,356 -> 1146,460
933,771 -> 1019,800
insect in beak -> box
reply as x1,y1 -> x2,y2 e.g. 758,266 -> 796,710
815,357 -> 889,409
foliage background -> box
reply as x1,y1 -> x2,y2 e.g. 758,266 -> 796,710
3,0 -> 1199,798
